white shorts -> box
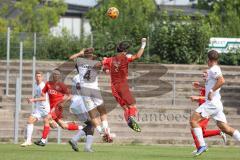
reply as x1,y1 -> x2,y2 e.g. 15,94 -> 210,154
70,96 -> 90,122
81,87 -> 103,112
195,100 -> 227,123
31,106 -> 50,120
70,95 -> 88,114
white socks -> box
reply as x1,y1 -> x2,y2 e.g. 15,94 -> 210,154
72,130 -> 86,142
85,135 -> 94,149
96,126 -> 103,134
26,124 -> 33,143
193,127 -> 206,147
102,120 -> 109,130
71,130 -> 94,150
233,130 -> 240,141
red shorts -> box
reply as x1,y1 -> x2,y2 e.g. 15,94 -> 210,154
111,82 -> 136,107
50,105 -> 63,122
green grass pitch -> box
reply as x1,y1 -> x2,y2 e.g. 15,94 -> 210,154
0,143 -> 239,160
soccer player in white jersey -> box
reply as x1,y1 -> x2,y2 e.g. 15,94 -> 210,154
69,48 -> 112,142
190,50 -> 240,156
68,74 -> 95,152
21,71 -> 50,147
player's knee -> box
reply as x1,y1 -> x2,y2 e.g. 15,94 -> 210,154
189,119 -> 197,127
27,117 -> 35,124
49,121 -> 57,129
43,118 -> 49,124
97,106 -> 107,115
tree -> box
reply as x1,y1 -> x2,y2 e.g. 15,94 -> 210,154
150,10 -> 211,64
86,0 -> 156,56
198,0 -> 240,37
0,0 -> 67,33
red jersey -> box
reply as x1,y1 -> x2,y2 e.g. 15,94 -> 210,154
42,81 -> 70,109
102,54 -> 133,85
198,87 -> 205,106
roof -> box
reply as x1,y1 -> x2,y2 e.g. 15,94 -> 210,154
155,0 -> 197,6
64,0 -> 98,16
158,5 -> 208,15
64,0 -> 97,7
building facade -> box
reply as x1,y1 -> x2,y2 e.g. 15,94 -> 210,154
50,0 -> 97,38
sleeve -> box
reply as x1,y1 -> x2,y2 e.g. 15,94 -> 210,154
126,54 -> 133,63
210,66 -> 222,79
102,57 -> 111,66
127,57 -> 133,63
41,82 -> 48,94
102,57 -> 111,69
200,88 -> 205,96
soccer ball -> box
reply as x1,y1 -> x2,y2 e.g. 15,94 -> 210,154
107,7 -> 119,19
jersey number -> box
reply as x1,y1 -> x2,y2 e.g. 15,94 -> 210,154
84,70 -> 91,80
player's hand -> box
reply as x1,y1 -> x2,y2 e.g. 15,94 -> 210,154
27,98 -> 34,103
103,68 -> 110,74
190,96 -> 199,102
141,38 -> 146,49
192,82 -> 200,89
105,69 -> 110,74
207,91 -> 213,101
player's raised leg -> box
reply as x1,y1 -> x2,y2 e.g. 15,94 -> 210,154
217,121 -> 240,142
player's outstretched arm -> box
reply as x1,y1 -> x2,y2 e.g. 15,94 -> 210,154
27,92 -> 46,103
189,95 -> 205,102
131,38 -> 146,61
69,49 -> 85,60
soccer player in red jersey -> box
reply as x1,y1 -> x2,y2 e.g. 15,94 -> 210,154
190,76 -> 226,154
95,38 -> 146,132
29,69 -> 82,146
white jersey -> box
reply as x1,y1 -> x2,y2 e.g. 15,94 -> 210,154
76,58 -> 99,88
205,65 -> 222,102
34,82 -> 50,109
70,75 -> 88,114
72,75 -> 81,95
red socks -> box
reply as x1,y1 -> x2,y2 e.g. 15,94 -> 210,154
42,126 -> 50,139
124,108 -> 129,121
123,107 -> 137,122
203,130 -> 221,137
128,107 -> 137,117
